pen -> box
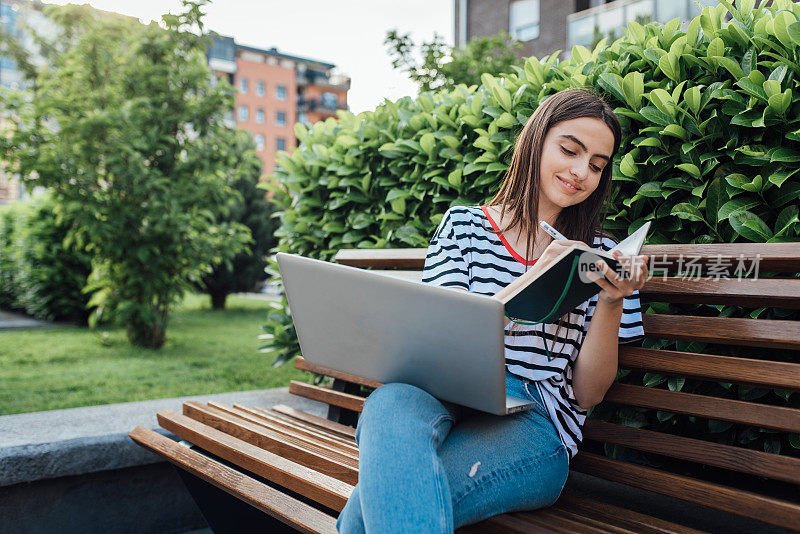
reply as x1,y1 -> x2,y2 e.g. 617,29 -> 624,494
539,220 -> 568,241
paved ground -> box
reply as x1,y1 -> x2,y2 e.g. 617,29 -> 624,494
0,292 -> 280,330
0,309 -> 56,330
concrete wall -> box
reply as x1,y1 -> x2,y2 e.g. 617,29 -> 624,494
0,388 -> 328,534
2,463 -> 205,534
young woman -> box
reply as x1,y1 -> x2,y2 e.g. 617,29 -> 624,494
336,89 -> 650,533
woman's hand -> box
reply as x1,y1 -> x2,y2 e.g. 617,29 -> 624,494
591,251 -> 649,305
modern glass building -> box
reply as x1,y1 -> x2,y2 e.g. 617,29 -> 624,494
567,0 -> 721,49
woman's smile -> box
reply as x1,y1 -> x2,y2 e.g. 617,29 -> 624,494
556,175 -> 581,193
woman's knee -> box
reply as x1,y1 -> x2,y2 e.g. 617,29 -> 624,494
356,382 -> 453,442
361,382 -> 436,419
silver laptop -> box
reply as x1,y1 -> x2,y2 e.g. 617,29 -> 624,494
276,252 -> 535,415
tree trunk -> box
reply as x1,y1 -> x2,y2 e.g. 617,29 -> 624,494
210,291 -> 228,310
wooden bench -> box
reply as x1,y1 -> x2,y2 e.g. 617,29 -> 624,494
130,243 -> 800,533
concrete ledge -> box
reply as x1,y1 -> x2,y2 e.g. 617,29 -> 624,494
0,387 -> 328,487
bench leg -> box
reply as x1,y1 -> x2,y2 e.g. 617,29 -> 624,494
174,467 -> 300,534
326,378 -> 362,428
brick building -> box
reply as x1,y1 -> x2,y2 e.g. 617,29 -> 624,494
209,35 -> 350,173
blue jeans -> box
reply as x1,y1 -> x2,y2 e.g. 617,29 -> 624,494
336,371 -> 569,533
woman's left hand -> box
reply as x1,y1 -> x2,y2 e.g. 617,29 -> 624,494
592,251 -> 649,305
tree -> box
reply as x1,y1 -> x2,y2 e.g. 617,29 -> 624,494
0,1 -> 250,348
196,129 -> 278,310
384,30 -> 524,92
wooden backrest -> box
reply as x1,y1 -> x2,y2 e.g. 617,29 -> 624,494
290,243 -> 800,531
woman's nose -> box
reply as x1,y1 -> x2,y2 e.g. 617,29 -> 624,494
569,162 -> 588,181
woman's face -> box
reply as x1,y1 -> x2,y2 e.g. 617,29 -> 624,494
537,117 -> 615,214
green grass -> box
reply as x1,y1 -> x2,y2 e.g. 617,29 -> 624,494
0,293 -> 313,415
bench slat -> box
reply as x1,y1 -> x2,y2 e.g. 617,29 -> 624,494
468,512 -> 576,533
297,347 -> 800,395
334,248 -> 428,269
289,381 -> 366,413
180,402 -> 359,483
184,402 -> 359,465
245,406 -> 358,446
230,404 -> 358,449
640,277 -> 800,308
294,357 -> 382,389
333,243 -> 800,272
516,508 -> 634,533
271,404 -> 357,439
128,426 -> 340,534
153,411 -> 352,512
582,419 -> 800,484
604,383 -> 800,433
208,402 -> 359,455
570,451 -> 800,531
552,492 -> 708,534
619,346 -> 800,391
643,314 -> 800,350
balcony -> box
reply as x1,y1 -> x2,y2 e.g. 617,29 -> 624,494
296,70 -> 351,90
567,0 -> 720,50
298,97 -> 347,114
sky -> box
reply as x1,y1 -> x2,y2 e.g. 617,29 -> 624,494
46,0 -> 454,114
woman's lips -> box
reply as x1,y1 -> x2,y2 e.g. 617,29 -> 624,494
557,175 -> 581,193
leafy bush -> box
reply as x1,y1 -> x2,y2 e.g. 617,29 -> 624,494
0,202 -> 24,310
1,3 -> 250,347
0,196 -> 92,323
196,129 -> 278,310
262,0 -> 800,461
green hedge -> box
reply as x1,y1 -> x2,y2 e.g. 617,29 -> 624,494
263,0 -> 799,464
0,195 -> 92,323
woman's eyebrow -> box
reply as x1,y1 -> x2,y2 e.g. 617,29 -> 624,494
559,134 -> 611,161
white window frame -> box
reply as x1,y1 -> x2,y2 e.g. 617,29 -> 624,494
509,0 -> 540,42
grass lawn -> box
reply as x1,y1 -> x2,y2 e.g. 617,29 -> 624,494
0,293 -> 314,415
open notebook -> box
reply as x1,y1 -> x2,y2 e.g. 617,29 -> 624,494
494,222 -> 651,323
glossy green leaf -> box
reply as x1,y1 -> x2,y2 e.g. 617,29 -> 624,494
671,202 -> 704,221
729,210 -> 773,241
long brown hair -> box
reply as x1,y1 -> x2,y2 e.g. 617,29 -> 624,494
486,89 -> 621,353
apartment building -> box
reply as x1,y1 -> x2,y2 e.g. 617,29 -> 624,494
454,0 -> 720,58
209,35 -> 350,172
1,0 -> 53,202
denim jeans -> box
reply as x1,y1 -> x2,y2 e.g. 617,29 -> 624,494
336,371 -> 569,533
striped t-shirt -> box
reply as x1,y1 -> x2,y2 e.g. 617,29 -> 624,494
421,205 -> 645,460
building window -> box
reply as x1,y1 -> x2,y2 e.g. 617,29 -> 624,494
256,108 -> 265,124
276,111 -> 287,126
276,137 -> 286,151
321,92 -> 338,109
238,105 -> 248,122
257,80 -> 264,96
276,85 -> 287,100
240,77 -> 248,93
509,0 -> 540,41
297,111 -> 308,125
255,134 -> 265,151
